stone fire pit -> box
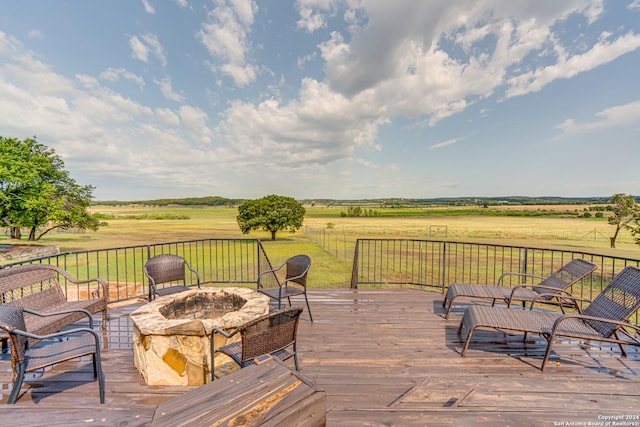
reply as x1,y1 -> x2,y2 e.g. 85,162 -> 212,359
131,287 -> 270,386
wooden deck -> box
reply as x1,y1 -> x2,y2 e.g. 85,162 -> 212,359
1,288 -> 640,426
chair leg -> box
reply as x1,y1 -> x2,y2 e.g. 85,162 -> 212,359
460,326 -> 475,356
444,297 -> 456,319
614,332 -> 628,357
541,337 -> 556,371
98,371 -> 105,404
93,354 -> 98,377
211,350 -> 217,382
303,293 -> 313,322
293,345 -> 300,371
8,364 -> 26,404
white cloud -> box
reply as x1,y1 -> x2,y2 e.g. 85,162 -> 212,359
506,32 -> 640,98
197,0 -> 258,87
296,0 -> 339,32
129,35 -> 149,62
630,0 -> 640,11
179,105 -> 212,144
142,0 -> 155,14
155,107 -> 181,126
556,99 -> 640,137
430,136 -> 463,150
27,29 -> 43,40
100,67 -> 145,90
129,33 -> 167,67
0,33 -> 219,194
155,77 -> 185,102
176,0 -> 188,7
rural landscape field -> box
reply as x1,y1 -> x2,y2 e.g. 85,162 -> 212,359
4,202 -> 638,288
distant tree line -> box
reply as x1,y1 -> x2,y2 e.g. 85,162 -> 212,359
340,206 -> 380,217
96,196 -> 243,207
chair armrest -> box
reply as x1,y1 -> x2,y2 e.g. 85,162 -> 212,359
55,267 -> 109,302
212,326 -> 239,339
497,272 -> 545,287
529,293 -> 591,312
11,326 -> 101,344
22,307 -> 95,329
257,262 -> 286,288
184,262 -> 201,287
550,314 -> 640,338
507,284 -> 575,306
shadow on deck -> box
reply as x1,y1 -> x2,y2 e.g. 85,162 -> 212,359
1,288 -> 639,426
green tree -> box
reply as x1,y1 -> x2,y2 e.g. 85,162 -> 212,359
237,194 -> 305,240
0,136 -> 99,241
607,193 -> 639,248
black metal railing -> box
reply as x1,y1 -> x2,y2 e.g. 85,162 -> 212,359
351,238 -> 640,294
2,238 -> 274,303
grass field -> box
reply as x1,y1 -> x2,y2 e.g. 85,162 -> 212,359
2,204 -> 639,288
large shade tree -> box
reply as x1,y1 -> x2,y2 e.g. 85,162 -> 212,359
0,136 -> 99,240
237,194 -> 306,240
607,193 -> 640,249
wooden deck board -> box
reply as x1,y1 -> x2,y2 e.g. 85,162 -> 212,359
1,288 -> 639,426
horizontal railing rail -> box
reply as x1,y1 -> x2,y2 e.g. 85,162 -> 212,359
1,238 -> 274,303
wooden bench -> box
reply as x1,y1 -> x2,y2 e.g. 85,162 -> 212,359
151,356 -> 326,427
0,264 -> 108,347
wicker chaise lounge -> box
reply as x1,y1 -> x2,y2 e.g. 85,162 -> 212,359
458,266 -> 640,370
443,258 -> 597,318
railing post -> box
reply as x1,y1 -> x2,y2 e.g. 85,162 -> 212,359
441,241 -> 447,291
350,240 -> 360,288
521,247 -> 528,274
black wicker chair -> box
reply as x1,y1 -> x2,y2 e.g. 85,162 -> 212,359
210,307 -> 302,381
0,305 -> 105,404
257,254 -> 313,321
144,254 -> 201,301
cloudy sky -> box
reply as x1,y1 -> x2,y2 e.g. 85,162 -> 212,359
1,1 -> 639,201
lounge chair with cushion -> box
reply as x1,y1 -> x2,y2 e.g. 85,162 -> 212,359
458,265 -> 640,370
443,258 -> 597,318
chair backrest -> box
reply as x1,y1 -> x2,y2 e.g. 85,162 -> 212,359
0,305 -> 28,364
533,258 -> 597,294
144,254 -> 188,285
285,255 -> 311,287
0,264 -> 67,308
583,266 -> 640,338
239,307 -> 303,363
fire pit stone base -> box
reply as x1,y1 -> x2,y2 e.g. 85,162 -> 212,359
130,287 -> 270,386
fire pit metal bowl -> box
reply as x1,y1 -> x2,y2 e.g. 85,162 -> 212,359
130,287 -> 270,386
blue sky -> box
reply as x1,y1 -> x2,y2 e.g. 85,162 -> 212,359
1,1 -> 639,201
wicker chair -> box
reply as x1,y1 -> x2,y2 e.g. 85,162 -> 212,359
257,254 -> 313,321
0,305 -> 105,404
443,258 -> 597,318
458,266 -> 640,371
210,307 -> 302,381
144,254 -> 201,301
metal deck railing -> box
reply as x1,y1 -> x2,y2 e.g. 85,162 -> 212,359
2,238 -> 274,303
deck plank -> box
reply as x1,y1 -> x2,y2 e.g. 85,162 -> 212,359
1,288 -> 639,426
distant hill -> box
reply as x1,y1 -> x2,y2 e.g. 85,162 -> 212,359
94,195 -> 616,207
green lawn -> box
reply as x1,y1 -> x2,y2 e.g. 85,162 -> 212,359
2,205 -> 638,289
